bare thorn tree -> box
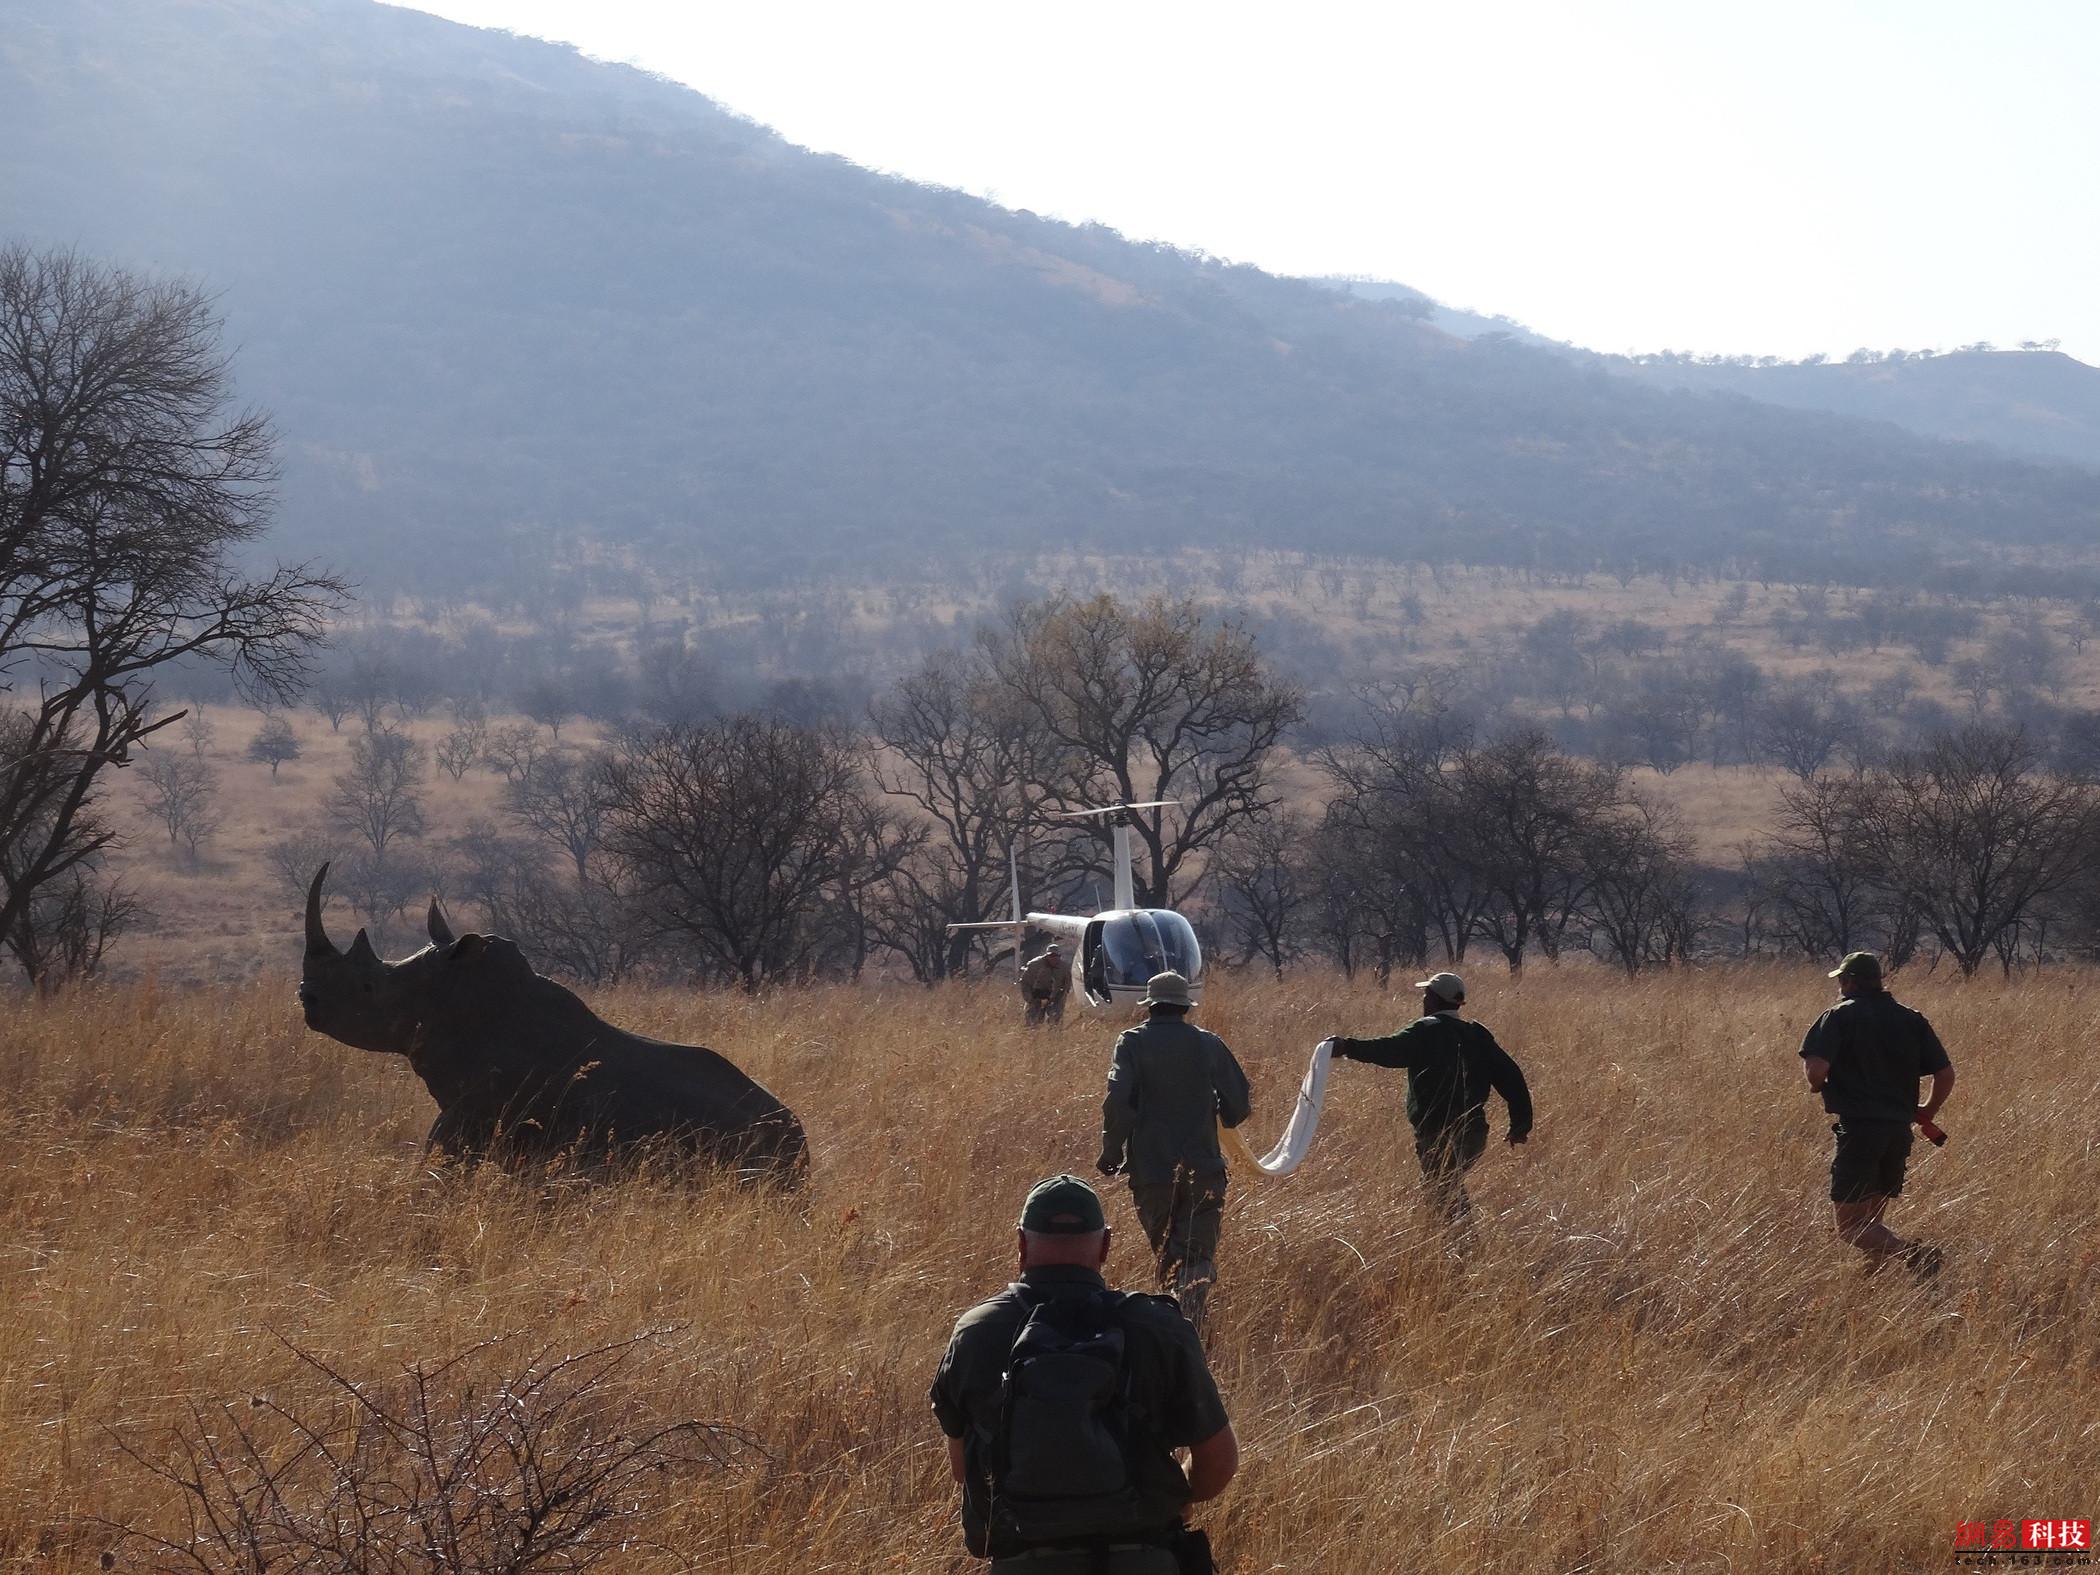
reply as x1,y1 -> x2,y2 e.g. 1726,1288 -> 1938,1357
179,707 -> 215,759
1209,808 -> 1311,976
503,747 -> 614,882
245,714 -> 301,778
329,726 -> 427,861
140,753 -> 222,864
866,646 -> 1043,979
984,593 -> 1302,906
0,709 -> 141,986
1849,726 -> 2100,976
1741,775 -> 1913,964
1585,791 -> 1703,972
480,721 -> 545,784
0,245 -> 344,978
435,704 -> 488,782
605,715 -> 920,991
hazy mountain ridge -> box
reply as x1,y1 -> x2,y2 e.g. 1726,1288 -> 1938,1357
6,0 -> 2100,598
1325,277 -> 2100,471
1610,348 -> 2100,472
1316,277 -> 1569,350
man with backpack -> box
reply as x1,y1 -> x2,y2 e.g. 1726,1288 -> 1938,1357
930,1175 -> 1239,1574
1332,970 -> 1533,1237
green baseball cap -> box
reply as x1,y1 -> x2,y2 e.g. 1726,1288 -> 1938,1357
1018,1174 -> 1107,1235
1830,951 -> 1883,983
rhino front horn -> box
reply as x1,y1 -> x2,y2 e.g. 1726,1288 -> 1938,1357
427,898 -> 456,947
305,863 -> 339,958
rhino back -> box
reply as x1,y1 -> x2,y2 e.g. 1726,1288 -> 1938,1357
416,984 -> 804,1169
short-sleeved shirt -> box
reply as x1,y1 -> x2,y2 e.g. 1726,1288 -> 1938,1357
1337,1012 -> 1534,1147
1100,1016 -> 1253,1183
929,1263 -> 1230,1558
1799,989 -> 1951,1123
1022,953 -> 1071,994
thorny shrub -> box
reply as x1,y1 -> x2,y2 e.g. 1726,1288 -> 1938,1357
103,1330 -> 764,1573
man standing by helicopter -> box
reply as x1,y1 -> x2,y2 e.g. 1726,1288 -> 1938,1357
1098,970 -> 1252,1330
1019,941 -> 1072,1026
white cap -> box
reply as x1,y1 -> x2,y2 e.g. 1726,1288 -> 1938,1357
1412,971 -> 1466,1004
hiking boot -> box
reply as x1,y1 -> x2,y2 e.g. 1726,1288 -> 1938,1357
1901,1242 -> 1944,1280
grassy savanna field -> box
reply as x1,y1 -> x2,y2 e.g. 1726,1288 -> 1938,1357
2,966 -> 2094,1572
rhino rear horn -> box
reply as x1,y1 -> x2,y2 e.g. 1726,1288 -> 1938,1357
305,863 -> 339,958
427,899 -> 456,947
347,929 -> 378,965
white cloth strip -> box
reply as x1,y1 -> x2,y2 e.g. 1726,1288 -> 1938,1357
1221,1038 -> 1334,1177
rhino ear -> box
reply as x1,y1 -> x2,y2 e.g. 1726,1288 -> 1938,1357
446,933 -> 490,963
427,899 -> 456,947
347,929 -> 378,965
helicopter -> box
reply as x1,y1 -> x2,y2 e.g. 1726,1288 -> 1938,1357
948,800 -> 1204,1008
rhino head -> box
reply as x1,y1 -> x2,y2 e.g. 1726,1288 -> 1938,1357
298,863 -> 506,1053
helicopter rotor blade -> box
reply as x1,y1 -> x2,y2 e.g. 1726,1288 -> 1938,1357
1046,799 -> 1183,821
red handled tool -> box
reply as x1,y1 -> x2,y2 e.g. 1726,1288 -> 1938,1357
1916,1116 -> 1948,1147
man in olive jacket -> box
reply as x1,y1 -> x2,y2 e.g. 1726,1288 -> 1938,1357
1019,943 -> 1072,1026
1098,971 -> 1252,1329
1333,970 -> 1533,1231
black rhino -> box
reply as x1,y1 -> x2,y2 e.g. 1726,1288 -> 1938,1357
297,865 -> 807,1183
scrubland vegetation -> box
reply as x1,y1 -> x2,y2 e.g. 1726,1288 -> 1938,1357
57,560 -> 2100,993
1,968 -> 2092,1572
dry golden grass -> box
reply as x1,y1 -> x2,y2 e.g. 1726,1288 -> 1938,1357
3,965 -> 2094,1572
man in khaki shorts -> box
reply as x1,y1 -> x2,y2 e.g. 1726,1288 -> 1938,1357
1800,952 -> 1955,1276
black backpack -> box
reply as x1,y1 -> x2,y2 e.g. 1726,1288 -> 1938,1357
987,1290 -> 1153,1547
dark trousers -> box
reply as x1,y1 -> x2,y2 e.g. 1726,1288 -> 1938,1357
1024,990 -> 1066,1026
1129,1172 -> 1226,1327
1417,1122 -> 1489,1225
989,1549 -> 1176,1575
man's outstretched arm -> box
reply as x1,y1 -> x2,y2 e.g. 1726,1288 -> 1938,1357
1332,1020 -> 1427,1069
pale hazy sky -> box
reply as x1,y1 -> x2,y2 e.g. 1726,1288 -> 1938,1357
387,0 -> 2099,364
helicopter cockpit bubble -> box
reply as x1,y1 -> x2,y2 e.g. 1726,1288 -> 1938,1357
1086,909 -> 1203,1003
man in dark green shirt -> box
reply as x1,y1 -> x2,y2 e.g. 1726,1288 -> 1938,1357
930,1175 -> 1238,1573
1098,971 -> 1253,1330
1799,951 -> 1955,1276
1332,970 -> 1533,1233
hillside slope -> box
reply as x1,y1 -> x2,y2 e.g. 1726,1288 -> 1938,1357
1614,349 -> 2100,472
5,0 -> 2099,597
1323,279 -> 2100,472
